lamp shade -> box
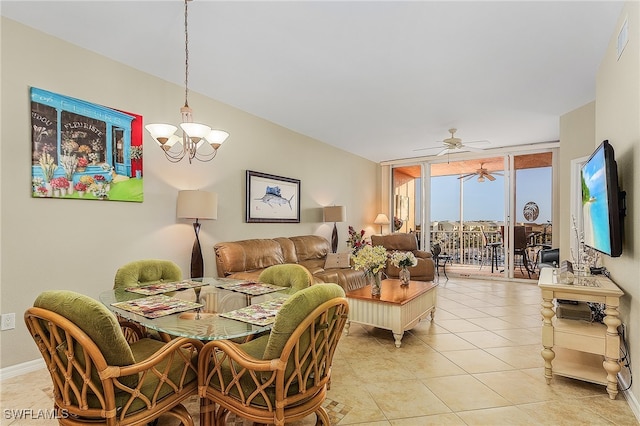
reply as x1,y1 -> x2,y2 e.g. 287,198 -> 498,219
374,213 -> 390,225
323,206 -> 346,223
177,190 -> 218,220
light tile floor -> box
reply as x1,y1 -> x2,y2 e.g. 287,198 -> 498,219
2,278 -> 637,425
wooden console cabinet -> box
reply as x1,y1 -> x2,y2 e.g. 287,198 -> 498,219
538,268 -> 624,399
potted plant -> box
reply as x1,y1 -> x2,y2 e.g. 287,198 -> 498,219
50,177 -> 70,196
346,226 -> 369,254
74,182 -> 87,197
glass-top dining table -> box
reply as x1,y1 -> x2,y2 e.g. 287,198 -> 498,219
99,277 -> 288,341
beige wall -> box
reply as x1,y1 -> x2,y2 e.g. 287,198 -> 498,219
0,18 -> 379,369
595,1 -> 640,406
558,102 -> 596,257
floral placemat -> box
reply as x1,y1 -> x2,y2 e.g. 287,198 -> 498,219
219,296 -> 288,326
111,295 -> 203,319
125,280 -> 205,295
211,280 -> 284,296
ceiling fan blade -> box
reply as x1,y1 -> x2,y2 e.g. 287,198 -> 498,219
436,147 -> 450,156
463,140 -> 490,145
413,146 -> 443,152
461,145 -> 484,152
486,174 -> 496,181
457,172 -> 476,180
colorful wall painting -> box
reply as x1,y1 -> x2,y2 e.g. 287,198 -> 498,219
31,87 -> 143,202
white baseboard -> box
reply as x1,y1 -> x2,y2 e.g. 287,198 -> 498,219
0,359 -> 45,381
619,375 -> 640,421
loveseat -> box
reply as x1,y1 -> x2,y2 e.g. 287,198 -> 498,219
371,233 -> 435,282
214,235 -> 367,291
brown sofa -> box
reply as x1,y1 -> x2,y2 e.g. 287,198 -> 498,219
214,235 -> 367,292
371,233 -> 435,282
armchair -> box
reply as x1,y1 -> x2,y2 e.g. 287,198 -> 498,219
371,233 -> 435,281
24,290 -> 202,426
198,283 -> 349,426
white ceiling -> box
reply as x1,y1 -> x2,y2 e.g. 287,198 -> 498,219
2,1 -> 625,163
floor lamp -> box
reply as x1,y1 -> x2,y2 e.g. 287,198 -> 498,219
323,206 -> 346,253
177,190 -> 217,278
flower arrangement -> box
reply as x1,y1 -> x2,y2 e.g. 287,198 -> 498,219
59,154 -> 77,179
390,251 -> 418,269
347,226 -> 369,254
77,157 -> 88,168
32,177 -> 44,190
93,174 -> 106,182
78,145 -> 92,155
50,176 -> 70,190
130,145 -> 143,160
36,186 -> 48,196
74,182 -> 87,192
38,152 -> 57,182
90,184 -> 109,200
88,152 -> 99,163
61,140 -> 79,155
352,245 -> 388,276
79,175 -> 95,186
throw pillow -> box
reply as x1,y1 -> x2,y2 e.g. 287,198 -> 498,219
324,252 -> 351,269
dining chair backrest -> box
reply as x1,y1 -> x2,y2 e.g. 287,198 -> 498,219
114,259 -> 182,289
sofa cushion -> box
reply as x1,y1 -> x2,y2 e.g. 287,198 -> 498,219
371,233 -> 418,251
324,252 -> 351,269
215,239 -> 285,276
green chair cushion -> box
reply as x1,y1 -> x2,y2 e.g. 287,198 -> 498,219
257,264 -> 313,294
262,283 -> 344,361
114,259 -> 182,289
34,290 -> 135,366
34,290 -> 138,390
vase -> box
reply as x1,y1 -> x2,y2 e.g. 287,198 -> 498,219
77,166 -> 86,172
370,271 -> 382,297
400,267 -> 410,286
45,182 -> 52,197
67,182 -> 74,195
77,190 -> 85,197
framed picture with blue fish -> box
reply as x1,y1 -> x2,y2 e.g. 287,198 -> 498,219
246,170 -> 300,223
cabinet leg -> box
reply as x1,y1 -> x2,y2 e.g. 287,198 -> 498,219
603,357 -> 620,399
541,347 -> 555,384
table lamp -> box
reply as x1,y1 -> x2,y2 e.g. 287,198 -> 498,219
374,213 -> 390,234
177,190 -> 217,278
323,206 -> 346,253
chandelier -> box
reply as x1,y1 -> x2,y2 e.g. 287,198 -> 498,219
145,0 -> 229,163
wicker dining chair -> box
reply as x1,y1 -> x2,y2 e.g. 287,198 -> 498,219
25,290 -> 203,426
198,283 -> 349,426
257,263 -> 315,294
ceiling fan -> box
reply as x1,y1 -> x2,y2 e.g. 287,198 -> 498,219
458,163 -> 503,182
414,128 -> 489,156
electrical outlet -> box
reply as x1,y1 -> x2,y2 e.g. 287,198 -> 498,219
1,313 -> 16,330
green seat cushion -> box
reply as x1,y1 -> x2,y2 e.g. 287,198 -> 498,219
257,264 -> 313,294
114,259 -> 182,289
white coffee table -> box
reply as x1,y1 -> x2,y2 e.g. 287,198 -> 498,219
345,279 -> 437,348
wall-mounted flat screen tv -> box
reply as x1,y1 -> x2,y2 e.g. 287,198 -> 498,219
580,140 -> 623,257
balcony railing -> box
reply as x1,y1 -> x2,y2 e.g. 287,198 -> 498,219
428,229 -> 551,269
430,230 -> 502,266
